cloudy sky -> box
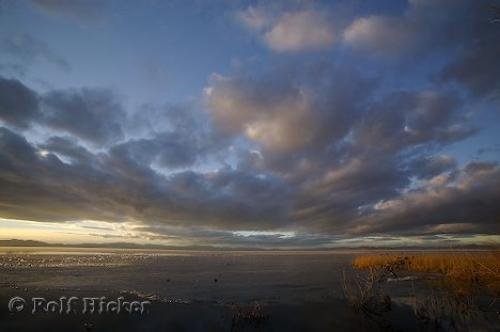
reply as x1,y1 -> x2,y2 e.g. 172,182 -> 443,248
0,0 -> 499,248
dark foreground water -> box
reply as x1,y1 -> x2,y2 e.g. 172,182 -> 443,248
0,248 -> 498,331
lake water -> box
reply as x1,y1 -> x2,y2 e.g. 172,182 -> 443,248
0,248 -> 363,304
2,248 -> 498,331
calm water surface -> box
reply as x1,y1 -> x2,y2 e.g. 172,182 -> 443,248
0,247 -> 362,303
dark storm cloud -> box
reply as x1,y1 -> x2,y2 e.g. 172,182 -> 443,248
344,0 -> 485,55
0,58 -> 496,244
352,90 -> 475,153
110,132 -> 212,170
204,62 -> 477,199
205,64 -> 376,155
201,46 -> 497,239
440,42 -> 500,100
2,33 -> 70,71
163,169 -> 293,229
0,77 -> 126,146
0,126 -> 38,163
203,48 -> 490,237
0,127 -> 291,230
343,0 -> 500,100
116,104 -> 228,169
350,162 -> 500,236
290,154 -> 410,234
0,76 -> 40,128
39,136 -> 94,163
0,127 -> 129,222
408,155 -> 457,180
438,5 -> 500,100
41,88 -> 126,145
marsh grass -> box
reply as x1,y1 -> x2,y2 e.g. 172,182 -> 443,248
353,252 -> 500,296
342,267 -> 393,329
345,252 -> 500,330
411,291 -> 478,331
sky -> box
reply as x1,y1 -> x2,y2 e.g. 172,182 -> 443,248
0,0 -> 499,249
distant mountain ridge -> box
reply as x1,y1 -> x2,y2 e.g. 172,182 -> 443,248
0,239 -> 222,251
0,239 -> 498,251
0,239 -> 49,247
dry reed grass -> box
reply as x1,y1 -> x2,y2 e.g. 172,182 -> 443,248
353,252 -> 500,296
342,268 -> 393,329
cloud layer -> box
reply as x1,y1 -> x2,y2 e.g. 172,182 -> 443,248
0,0 -> 499,248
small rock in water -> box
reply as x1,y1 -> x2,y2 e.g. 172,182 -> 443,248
83,322 -> 94,331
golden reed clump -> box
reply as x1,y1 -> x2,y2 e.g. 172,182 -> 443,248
353,252 -> 500,296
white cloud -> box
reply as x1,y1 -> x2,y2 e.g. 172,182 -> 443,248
205,75 -> 318,152
343,16 -> 411,55
264,11 -> 335,52
237,7 -> 336,52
